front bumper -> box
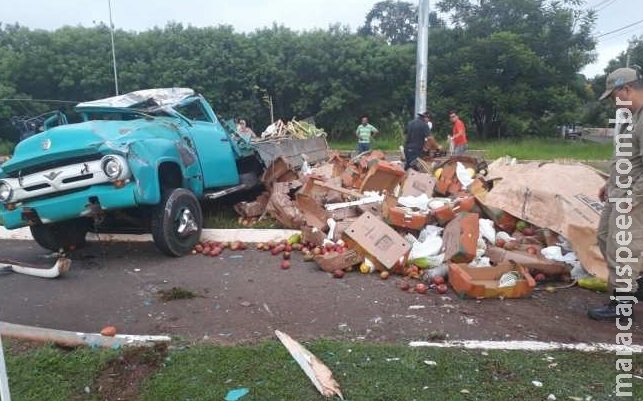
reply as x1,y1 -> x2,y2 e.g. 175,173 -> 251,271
0,182 -> 138,229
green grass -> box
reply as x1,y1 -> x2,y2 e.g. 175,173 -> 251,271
0,139 -> 14,156
4,340 -> 642,400
329,137 -> 613,161
4,341 -> 116,401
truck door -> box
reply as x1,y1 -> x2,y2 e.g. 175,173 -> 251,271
174,101 -> 240,189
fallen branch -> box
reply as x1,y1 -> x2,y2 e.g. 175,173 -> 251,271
0,321 -> 171,348
0,258 -> 71,279
275,330 -> 343,399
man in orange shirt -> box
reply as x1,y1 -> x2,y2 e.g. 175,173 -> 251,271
449,111 -> 468,155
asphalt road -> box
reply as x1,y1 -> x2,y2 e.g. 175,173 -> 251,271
0,239 -> 639,345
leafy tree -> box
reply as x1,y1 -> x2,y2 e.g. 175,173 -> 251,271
431,0 -> 596,138
358,0 -> 445,45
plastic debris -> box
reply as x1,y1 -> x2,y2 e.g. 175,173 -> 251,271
225,387 -> 250,401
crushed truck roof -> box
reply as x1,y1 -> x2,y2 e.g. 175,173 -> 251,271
75,88 -> 196,110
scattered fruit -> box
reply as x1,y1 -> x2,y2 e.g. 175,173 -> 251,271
379,271 -> 390,280
398,281 -> 411,291
280,260 -> 291,270
436,283 -> 449,294
431,275 -> 446,286
495,238 -> 506,248
283,251 -> 291,260
534,273 -> 547,283
333,269 -> 345,278
303,252 -> 315,262
503,240 -> 519,251
100,326 -> 117,337
526,245 -> 539,255
195,244 -> 204,253
359,262 -> 371,274
415,283 -> 428,294
522,226 -> 536,236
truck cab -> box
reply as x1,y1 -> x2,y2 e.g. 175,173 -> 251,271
0,88 -> 327,256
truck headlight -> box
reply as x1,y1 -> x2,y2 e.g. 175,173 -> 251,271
0,180 -> 12,203
100,155 -> 130,180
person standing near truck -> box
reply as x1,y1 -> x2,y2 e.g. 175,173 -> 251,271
403,112 -> 431,170
355,116 -> 379,153
449,111 -> 468,155
587,67 -> 643,321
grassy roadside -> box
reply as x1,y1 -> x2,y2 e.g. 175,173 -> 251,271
332,137 -> 613,161
3,339 -> 641,401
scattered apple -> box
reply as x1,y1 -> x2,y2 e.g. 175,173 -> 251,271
280,260 -> 291,269
495,238 -> 506,248
398,281 -> 411,291
333,269 -> 345,278
195,244 -> 204,253
522,226 -> 536,236
415,283 -> 428,294
303,252 -> 315,262
431,275 -> 446,286
526,245 -> 539,255
283,251 -> 291,260
436,283 -> 449,294
202,246 -> 211,256
100,326 -> 117,337
285,244 -> 293,252
534,273 -> 547,283
379,271 -> 390,280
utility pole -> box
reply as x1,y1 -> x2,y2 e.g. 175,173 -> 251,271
415,0 -> 430,115
108,0 -> 119,95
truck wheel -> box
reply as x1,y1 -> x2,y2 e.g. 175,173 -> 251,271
30,219 -> 90,252
151,188 -> 203,256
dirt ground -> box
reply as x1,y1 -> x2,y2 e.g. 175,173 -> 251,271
0,239 -> 640,347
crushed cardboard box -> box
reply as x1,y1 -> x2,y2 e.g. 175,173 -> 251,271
232,150 -> 601,289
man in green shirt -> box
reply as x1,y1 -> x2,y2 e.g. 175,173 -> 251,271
355,116 -> 379,153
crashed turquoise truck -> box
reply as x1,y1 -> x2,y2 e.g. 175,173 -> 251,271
0,88 -> 328,256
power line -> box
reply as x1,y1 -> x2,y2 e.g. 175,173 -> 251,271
595,0 -> 618,12
597,18 -> 643,38
588,0 -> 612,9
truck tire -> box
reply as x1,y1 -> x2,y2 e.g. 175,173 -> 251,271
30,219 -> 90,252
151,188 -> 203,256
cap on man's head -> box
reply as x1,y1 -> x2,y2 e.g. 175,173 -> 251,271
599,67 -> 640,100
417,111 -> 429,118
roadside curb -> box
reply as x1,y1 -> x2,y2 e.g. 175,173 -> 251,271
0,226 -> 301,244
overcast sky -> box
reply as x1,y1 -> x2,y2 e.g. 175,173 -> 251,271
0,0 -> 639,78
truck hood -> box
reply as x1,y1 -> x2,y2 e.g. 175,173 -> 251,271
1,118 -> 183,174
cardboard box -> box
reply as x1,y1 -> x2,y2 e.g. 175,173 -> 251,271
443,212 -> 480,263
233,192 -> 270,218
381,194 -> 429,230
266,182 -> 305,229
331,218 -> 357,242
448,262 -> 536,299
342,212 -> 411,271
485,246 -> 570,276
400,170 -> 436,197
261,156 -> 299,189
329,206 -> 360,221
359,160 -> 405,193
301,225 -> 327,247
314,249 -> 364,273
475,201 -> 518,233
295,193 -> 330,230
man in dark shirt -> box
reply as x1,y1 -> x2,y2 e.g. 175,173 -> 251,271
403,112 -> 431,170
